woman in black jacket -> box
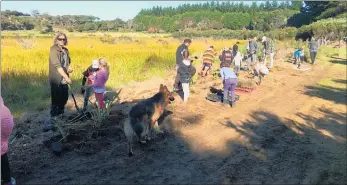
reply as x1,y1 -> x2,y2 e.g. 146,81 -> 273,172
177,50 -> 196,103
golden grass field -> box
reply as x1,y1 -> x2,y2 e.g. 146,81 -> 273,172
1,31 -> 248,117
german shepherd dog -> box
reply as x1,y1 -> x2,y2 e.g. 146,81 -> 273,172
124,84 -> 175,156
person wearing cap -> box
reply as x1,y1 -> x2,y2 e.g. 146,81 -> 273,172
262,36 -> 275,68
81,59 -> 100,111
199,45 -> 217,77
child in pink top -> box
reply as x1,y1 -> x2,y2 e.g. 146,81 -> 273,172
86,58 -> 110,109
1,96 -> 16,185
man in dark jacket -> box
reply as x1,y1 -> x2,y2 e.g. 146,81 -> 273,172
309,37 -> 319,64
173,39 -> 192,92
220,47 -> 233,65
81,60 -> 99,111
44,32 -> 72,132
232,41 -> 240,57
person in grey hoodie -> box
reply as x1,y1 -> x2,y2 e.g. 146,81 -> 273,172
309,37 -> 319,64
246,37 -> 258,70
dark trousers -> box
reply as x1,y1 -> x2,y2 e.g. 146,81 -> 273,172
50,82 -> 69,117
310,51 -> 317,64
223,78 -> 238,102
173,65 -> 196,90
173,72 -> 181,90
1,153 -> 11,183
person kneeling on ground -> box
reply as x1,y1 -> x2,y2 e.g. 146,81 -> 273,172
1,96 -> 16,185
199,45 -> 217,77
81,60 -> 100,111
220,62 -> 238,107
84,58 -> 110,110
253,60 -> 269,85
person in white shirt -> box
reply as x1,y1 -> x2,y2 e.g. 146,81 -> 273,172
253,61 -> 269,85
232,50 -> 243,76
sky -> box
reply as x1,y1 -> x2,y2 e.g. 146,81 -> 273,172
1,1 -> 252,21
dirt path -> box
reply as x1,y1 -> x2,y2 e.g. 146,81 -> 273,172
10,54 -> 346,184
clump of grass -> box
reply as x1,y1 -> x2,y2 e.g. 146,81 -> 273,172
100,34 -> 115,44
237,79 -> 257,88
90,90 -> 120,128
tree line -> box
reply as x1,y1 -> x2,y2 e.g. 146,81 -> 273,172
138,1 -> 302,16
1,10 -> 133,33
1,1 -> 346,41
134,9 -> 298,32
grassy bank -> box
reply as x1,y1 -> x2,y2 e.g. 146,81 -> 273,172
1,34 -> 246,118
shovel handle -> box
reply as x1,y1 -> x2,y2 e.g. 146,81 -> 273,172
68,85 -> 81,112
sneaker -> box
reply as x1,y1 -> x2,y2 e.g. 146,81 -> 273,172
222,97 -> 229,105
230,100 -> 236,108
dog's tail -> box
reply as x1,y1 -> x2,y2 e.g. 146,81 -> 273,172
130,115 -> 148,138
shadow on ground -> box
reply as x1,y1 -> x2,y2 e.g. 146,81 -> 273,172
217,108 -> 346,184
329,56 -> 347,65
304,84 -> 347,105
8,67 -> 347,184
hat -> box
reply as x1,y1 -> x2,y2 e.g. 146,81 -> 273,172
262,36 -> 266,42
92,60 -> 99,69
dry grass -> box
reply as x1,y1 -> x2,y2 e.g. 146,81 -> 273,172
1,32 -> 247,117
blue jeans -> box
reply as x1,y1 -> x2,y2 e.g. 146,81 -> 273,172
234,65 -> 240,75
83,87 -> 93,109
247,53 -> 257,69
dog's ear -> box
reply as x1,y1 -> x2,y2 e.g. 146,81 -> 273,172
163,85 -> 168,91
159,84 -> 164,92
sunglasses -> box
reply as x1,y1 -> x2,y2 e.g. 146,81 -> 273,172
57,38 -> 66,41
